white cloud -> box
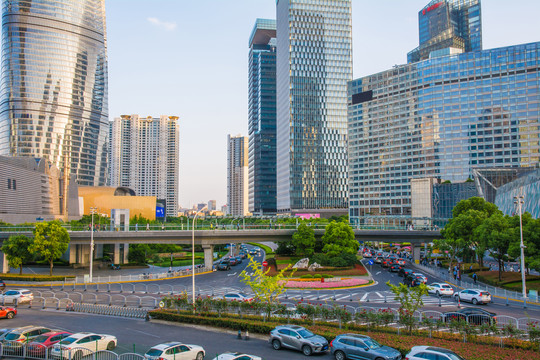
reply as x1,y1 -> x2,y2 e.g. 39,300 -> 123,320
147,17 -> 177,31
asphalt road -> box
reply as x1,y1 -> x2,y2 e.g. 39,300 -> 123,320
6,308 -> 318,360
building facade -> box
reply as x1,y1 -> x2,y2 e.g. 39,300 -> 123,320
0,0 -> 109,188
248,19 -> 277,216
109,115 -> 180,218
227,135 -> 249,216
276,0 -> 352,214
348,41 -> 540,226
408,0 -> 482,63
495,168 -> 540,219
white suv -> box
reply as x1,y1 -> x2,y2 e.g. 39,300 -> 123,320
427,283 -> 454,297
145,342 -> 205,360
405,346 -> 465,360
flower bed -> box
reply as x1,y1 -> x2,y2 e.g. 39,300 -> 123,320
285,277 -> 369,289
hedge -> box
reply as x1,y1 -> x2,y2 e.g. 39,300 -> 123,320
148,309 -> 539,359
0,274 -> 75,281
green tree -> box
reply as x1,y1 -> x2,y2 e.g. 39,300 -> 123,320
1,235 -> 34,274
475,213 -> 513,281
508,214 -> 540,274
128,244 -> 153,265
386,281 -> 428,334
239,255 -> 296,319
30,220 -> 70,275
292,223 -> 315,257
452,196 -> 500,218
321,221 -> 358,257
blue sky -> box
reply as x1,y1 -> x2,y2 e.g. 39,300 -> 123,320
105,0 -> 540,210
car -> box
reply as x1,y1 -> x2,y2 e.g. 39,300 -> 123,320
0,306 -> 16,319
235,256 -> 243,264
427,283 -> 454,297
211,352 -> 262,360
0,289 -> 33,304
398,268 -> 414,278
50,332 -> 117,359
441,307 -> 497,325
412,273 -> 427,284
374,257 -> 383,264
217,260 -> 230,271
27,331 -> 72,356
396,258 -> 406,265
229,257 -> 238,266
221,292 -> 254,302
363,252 -> 372,258
330,333 -> 401,360
239,252 -> 247,259
405,345 -> 467,360
249,250 -> 257,255
2,325 -> 52,343
403,274 -> 424,287
389,264 -> 402,272
454,289 -> 491,305
270,324 -> 328,356
144,341 -> 205,360
381,259 -> 392,268
0,328 -> 13,340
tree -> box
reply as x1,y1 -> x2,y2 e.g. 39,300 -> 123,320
475,213 -> 513,281
292,223 -> 315,257
508,214 -> 540,274
128,244 -> 153,265
386,281 -> 428,334
30,220 -> 70,275
452,196 -> 500,218
239,256 -> 296,319
321,221 -> 358,257
1,235 -> 33,274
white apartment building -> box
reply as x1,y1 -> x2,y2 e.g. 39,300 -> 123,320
109,115 -> 180,218
227,135 -> 249,216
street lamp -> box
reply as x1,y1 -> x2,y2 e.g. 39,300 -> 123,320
89,207 -> 97,282
192,205 -> 207,306
514,195 -> 527,299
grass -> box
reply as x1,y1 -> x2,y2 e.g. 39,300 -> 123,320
247,242 -> 274,255
476,271 -> 540,292
152,250 -> 228,267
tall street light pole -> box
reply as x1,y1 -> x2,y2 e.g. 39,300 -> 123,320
89,207 -> 97,282
514,195 -> 527,299
192,205 -> 207,306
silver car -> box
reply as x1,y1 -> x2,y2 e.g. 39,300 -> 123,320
330,333 -> 401,360
269,325 -> 328,356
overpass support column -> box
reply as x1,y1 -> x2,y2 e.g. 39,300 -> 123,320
123,243 -> 129,264
114,243 -> 120,264
203,245 -> 214,270
69,245 -> 77,265
0,252 -> 8,273
413,245 -> 422,264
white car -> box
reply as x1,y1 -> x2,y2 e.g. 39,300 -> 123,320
50,332 -> 117,359
145,342 -> 205,360
219,292 -> 254,302
212,352 -> 262,360
454,289 -> 491,305
0,289 -> 33,304
427,283 -> 454,297
405,345 -> 466,360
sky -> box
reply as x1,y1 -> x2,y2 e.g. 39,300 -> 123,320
105,0 -> 540,210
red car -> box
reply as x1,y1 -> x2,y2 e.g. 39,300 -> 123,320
0,306 -> 16,319
27,331 -> 72,356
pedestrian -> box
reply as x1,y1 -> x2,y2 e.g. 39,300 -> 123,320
472,272 -> 478,284
135,223 -> 138,232
469,265 -> 473,271
236,223 -> 240,231
146,223 -> 150,231
453,270 -> 457,280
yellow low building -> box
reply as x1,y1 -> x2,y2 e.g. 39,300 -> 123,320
78,186 -> 157,220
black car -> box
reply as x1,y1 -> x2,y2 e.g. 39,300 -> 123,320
441,307 -> 497,325
390,264 -> 402,272
217,260 -> 230,271
398,268 -> 414,278
403,273 -> 424,287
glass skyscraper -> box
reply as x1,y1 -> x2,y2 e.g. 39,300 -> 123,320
348,41 -> 540,225
408,0 -> 482,63
276,0 -> 352,214
248,19 -> 277,215
0,0 -> 109,187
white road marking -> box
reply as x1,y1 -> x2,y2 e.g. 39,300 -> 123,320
227,272 -> 237,277
132,330 -> 160,338
375,271 -> 381,275
361,293 -> 368,301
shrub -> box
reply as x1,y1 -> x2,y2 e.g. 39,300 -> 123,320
313,274 -> 322,278
322,274 -> 334,278
300,274 -> 313,279
329,257 -> 348,267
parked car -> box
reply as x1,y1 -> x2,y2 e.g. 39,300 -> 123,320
211,352 -> 262,360
269,324 -> 329,356
0,328 -> 13,340
390,265 -> 402,272
0,306 -> 16,319
427,283 -> 454,297
330,333 -> 401,360
454,289 -> 491,305
27,331 -> 72,356
217,260 -> 230,271
2,326 -> 52,343
50,332 -> 117,359
0,289 -> 33,304
398,268 -> 414,278
405,345 -> 467,360
221,292 -> 254,302
441,307 -> 497,325
144,341 -> 205,360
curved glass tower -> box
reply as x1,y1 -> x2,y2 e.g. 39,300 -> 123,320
0,0 -> 109,186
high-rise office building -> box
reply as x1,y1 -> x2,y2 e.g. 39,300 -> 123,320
109,115 -> 180,218
276,0 -> 352,214
347,0 -> 540,227
227,135 -> 249,216
248,19 -> 277,216
0,0 -> 109,188
208,200 -> 216,212
408,0 -> 482,63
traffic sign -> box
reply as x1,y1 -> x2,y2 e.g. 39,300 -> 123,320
368,260 -> 374,265
262,260 -> 268,267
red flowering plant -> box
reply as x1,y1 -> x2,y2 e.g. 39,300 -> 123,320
527,320 -> 540,349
